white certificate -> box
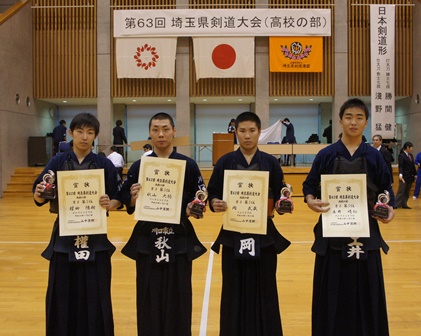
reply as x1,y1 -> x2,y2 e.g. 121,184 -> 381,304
321,174 -> 370,238
222,170 -> 269,235
135,156 -> 186,224
58,169 -> 107,236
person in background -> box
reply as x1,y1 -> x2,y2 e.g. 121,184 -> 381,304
120,112 -> 207,336
303,98 -> 395,336
142,143 -> 153,157
322,119 -> 333,144
208,111 -> 292,336
281,118 -> 296,165
281,118 -> 295,143
413,150 -> 421,199
372,134 -> 394,183
33,113 -> 121,336
382,138 -> 397,157
394,141 -> 416,209
52,119 -> 67,155
113,119 -> 128,158
227,118 -> 237,144
107,145 -> 125,181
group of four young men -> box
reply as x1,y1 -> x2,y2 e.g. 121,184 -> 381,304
33,98 -> 395,336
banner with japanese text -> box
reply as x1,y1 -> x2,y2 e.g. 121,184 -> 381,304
370,5 -> 395,139
116,37 -> 177,79
193,37 -> 254,79
269,36 -> 323,72
114,9 -> 331,37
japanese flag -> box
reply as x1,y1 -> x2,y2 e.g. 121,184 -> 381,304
193,37 -> 255,80
115,37 -> 177,79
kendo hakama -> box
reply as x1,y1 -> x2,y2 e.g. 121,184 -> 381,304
42,224 -> 115,336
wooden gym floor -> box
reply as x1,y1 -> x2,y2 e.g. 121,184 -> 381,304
1,193 -> 421,335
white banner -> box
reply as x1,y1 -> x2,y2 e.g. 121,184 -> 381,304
193,37 -> 254,79
115,37 -> 177,79
370,5 -> 395,139
114,9 -> 331,37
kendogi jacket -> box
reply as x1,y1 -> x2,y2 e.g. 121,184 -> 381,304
33,151 -> 121,261
120,150 -> 207,263
208,148 -> 291,259
303,140 -> 395,257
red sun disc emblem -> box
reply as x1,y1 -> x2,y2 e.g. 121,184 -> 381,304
211,44 -> 236,70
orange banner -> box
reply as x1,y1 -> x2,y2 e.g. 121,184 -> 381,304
269,36 -> 323,72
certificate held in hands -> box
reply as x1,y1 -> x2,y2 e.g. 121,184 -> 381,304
135,156 -> 186,224
321,174 -> 370,238
58,169 -> 107,236
222,170 -> 269,235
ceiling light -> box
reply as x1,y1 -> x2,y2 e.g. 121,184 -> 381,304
63,100 -> 67,103
203,99 -> 207,102
132,99 -> 137,102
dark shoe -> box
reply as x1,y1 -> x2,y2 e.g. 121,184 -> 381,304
402,206 -> 411,209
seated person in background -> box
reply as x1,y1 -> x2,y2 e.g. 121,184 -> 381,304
107,146 -> 124,181
142,144 -> 153,157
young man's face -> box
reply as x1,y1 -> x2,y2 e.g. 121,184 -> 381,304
339,107 -> 368,138
68,126 -> 96,152
236,120 -> 261,151
149,118 -> 175,151
406,146 -> 413,154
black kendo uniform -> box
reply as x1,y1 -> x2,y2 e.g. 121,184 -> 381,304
303,140 -> 395,336
33,151 -> 121,336
120,150 -> 207,336
208,148 -> 291,336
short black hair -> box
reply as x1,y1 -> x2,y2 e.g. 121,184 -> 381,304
403,141 -> 413,150
339,98 -> 369,120
143,144 -> 152,150
149,112 -> 175,129
110,146 -> 118,151
116,120 -> 123,126
59,119 -> 66,125
372,134 -> 383,141
69,113 -> 100,136
235,112 -> 261,130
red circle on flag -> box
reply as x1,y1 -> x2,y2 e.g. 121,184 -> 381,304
212,44 -> 236,69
